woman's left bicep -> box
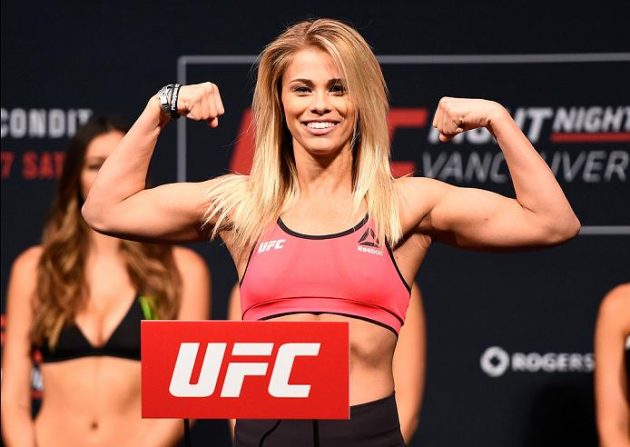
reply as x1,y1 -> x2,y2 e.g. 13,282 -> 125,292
426,184 -> 563,249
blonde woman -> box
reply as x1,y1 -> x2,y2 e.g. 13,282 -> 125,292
594,283 -> 630,447
1,117 -> 210,447
226,282 -> 426,445
82,19 -> 579,446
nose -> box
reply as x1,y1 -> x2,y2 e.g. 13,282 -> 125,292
310,91 -> 331,115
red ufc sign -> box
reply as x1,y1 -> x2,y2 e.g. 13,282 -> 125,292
141,321 -> 349,419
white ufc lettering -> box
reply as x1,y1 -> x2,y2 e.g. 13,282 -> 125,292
168,343 -> 226,397
258,239 -> 286,253
168,342 -> 320,398
269,343 -> 320,397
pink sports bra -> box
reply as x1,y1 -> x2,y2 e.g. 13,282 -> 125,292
239,215 -> 411,334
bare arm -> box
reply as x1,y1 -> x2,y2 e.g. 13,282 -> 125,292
1,247 -> 42,447
393,283 -> 426,444
137,247 -> 212,447
594,283 -> 630,447
400,98 -> 580,249
82,83 -> 225,243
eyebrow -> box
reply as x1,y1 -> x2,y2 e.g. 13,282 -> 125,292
289,78 -> 344,87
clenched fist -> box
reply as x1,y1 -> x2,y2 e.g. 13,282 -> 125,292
432,97 -> 506,142
176,82 -> 225,127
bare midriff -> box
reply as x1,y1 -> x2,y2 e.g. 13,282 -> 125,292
267,312 -> 397,406
35,357 -> 155,447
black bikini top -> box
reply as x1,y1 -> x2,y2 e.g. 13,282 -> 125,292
38,295 -> 157,363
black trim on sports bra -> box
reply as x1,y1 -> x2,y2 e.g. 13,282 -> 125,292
277,214 -> 369,240
385,244 -> 412,293
258,311 -> 401,336
239,244 -> 257,287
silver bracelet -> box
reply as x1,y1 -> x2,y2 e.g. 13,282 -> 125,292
157,84 -> 175,116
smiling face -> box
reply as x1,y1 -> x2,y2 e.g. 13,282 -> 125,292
80,130 -> 124,200
280,46 -> 356,158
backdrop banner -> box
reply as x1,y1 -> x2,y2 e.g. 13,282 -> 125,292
2,2 -> 629,446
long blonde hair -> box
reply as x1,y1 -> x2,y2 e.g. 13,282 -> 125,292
31,117 -> 182,349
204,18 -> 401,256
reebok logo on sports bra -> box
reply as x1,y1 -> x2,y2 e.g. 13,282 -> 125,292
357,228 -> 383,256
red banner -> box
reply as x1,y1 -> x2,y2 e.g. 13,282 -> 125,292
141,321 -> 349,419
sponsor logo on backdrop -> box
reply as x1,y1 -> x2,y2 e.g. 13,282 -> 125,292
425,105 -> 630,184
0,107 -> 93,180
1,108 -> 93,139
480,345 -> 594,377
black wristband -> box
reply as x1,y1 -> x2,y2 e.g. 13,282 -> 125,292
169,84 -> 182,119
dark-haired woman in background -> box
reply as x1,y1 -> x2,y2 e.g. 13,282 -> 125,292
594,283 -> 630,447
1,117 -> 210,447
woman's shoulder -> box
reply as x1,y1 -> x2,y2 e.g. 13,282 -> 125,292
600,283 -> 630,311
172,246 -> 207,266
598,283 -> 630,328
6,246 -> 43,306
393,176 -> 455,218
11,245 -> 44,275
172,246 -> 210,279
394,176 -> 452,197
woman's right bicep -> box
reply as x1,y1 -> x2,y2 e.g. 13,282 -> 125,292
83,180 -> 215,243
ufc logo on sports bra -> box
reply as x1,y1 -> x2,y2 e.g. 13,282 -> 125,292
141,321 -> 349,419
258,239 -> 286,252
169,342 -> 320,398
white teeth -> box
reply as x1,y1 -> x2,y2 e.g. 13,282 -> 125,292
306,122 -> 336,129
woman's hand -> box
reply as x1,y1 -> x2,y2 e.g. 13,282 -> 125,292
432,97 -> 505,142
176,82 -> 225,128
82,82 -> 227,243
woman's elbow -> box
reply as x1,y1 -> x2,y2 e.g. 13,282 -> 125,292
561,213 -> 581,240
81,199 -> 109,233
546,213 -> 581,244
400,413 -> 420,445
